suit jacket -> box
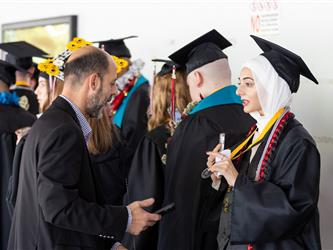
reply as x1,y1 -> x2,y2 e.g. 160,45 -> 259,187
8,97 -> 128,250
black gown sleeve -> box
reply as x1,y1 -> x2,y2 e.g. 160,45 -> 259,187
121,83 -> 150,152
230,139 -> 320,244
0,131 -> 16,250
90,135 -> 132,206
125,136 -> 164,209
122,135 -> 165,249
159,115 -> 230,250
6,134 -> 27,217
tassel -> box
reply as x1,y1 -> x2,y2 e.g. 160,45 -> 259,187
247,244 -> 254,250
171,65 -> 176,122
151,64 -> 156,115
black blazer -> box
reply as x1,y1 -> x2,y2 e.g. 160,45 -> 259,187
8,97 -> 128,250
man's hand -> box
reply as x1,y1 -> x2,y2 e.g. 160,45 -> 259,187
127,198 -> 161,236
115,245 -> 127,250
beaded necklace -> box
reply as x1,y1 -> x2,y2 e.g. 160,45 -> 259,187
246,109 -> 294,250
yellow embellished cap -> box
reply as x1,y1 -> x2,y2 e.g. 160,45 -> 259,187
37,37 -> 92,80
111,55 -> 129,74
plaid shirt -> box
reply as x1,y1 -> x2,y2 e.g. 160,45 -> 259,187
60,95 -> 92,143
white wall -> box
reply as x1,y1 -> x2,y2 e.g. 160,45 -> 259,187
1,1 -> 332,248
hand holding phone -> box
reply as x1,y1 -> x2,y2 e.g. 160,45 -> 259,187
153,202 -> 175,216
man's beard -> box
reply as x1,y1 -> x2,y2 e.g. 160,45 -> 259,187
86,85 -> 106,119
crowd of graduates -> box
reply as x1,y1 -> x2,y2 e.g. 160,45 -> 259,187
0,29 -> 321,250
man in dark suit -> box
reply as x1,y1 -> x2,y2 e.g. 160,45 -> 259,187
8,45 -> 160,250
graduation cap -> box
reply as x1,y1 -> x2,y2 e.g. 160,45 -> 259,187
250,35 -> 318,93
151,59 -> 183,77
31,62 -> 40,81
94,36 -> 137,58
0,59 -> 18,86
169,29 -> 232,74
0,41 -> 48,72
39,71 -> 49,80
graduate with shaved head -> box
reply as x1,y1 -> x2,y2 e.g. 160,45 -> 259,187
158,30 -> 254,250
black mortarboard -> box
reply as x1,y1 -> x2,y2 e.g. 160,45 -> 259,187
31,63 -> 40,81
152,59 -> 183,77
250,35 -> 318,93
39,71 -> 49,80
169,29 -> 232,74
94,36 -> 137,58
0,41 -> 48,72
0,59 -> 18,85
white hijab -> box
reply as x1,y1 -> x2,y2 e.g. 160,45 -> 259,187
242,55 -> 292,133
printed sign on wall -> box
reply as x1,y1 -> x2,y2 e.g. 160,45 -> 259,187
250,0 -> 280,35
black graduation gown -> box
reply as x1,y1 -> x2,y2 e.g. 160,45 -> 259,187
10,87 -> 39,115
158,104 -> 254,250
225,118 -> 321,249
123,125 -> 170,250
90,134 -> 132,206
0,104 -> 36,250
119,80 -> 150,153
0,104 -> 36,133
6,134 -> 28,218
0,131 -> 16,250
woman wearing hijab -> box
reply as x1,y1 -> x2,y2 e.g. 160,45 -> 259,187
206,35 -> 321,249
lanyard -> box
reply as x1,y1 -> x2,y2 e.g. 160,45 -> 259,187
231,108 -> 285,160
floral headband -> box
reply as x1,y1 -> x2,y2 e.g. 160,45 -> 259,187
37,37 -> 92,80
111,55 -> 129,74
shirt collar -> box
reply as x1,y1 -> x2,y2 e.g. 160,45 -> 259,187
60,95 -> 92,143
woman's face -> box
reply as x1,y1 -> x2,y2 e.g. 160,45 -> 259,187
35,77 -> 49,111
236,67 -> 263,115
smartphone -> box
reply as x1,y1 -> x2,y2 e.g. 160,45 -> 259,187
153,202 -> 175,216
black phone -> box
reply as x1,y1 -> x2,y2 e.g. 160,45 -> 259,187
153,202 -> 175,216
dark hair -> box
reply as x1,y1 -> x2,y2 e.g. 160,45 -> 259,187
64,49 -> 110,83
